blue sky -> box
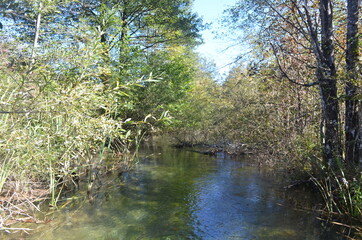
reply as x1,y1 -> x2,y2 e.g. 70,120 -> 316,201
192,0 -> 240,76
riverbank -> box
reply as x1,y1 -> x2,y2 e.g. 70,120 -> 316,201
0,149 -> 137,233
1,137 -> 361,239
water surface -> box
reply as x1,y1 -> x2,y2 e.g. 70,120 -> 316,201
11,143 -> 343,239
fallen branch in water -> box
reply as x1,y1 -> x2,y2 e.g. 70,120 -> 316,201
0,185 -> 50,234
0,226 -> 33,234
316,217 -> 362,232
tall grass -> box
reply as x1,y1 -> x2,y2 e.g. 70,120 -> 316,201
0,158 -> 13,194
0,61 -> 146,224
310,161 -> 362,220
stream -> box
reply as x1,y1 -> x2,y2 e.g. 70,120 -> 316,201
7,141 -> 344,239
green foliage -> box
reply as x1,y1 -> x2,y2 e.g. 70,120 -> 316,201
0,65 -> 131,192
167,59 -> 221,143
171,61 -> 322,159
0,1 -> 201,222
123,46 -> 198,121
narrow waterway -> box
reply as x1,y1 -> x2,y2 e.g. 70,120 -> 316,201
12,142 -> 343,239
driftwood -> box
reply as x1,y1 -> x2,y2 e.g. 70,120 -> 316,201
186,148 -> 222,156
172,138 -> 252,156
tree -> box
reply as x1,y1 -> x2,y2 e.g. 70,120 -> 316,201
57,0 -> 201,83
345,0 -> 361,164
0,0 -> 201,82
0,0 -> 65,65
223,0 -> 349,166
316,0 -> 341,165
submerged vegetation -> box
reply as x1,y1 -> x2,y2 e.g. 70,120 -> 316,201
0,0 -> 361,237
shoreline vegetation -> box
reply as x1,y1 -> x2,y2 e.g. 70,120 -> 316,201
0,0 -> 361,238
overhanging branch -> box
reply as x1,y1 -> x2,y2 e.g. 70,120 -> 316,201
271,43 -> 319,87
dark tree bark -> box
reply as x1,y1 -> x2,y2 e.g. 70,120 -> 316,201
345,0 -> 360,165
317,0 -> 342,165
263,0 -> 343,166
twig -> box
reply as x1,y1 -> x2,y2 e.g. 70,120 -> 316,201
316,217 -> 362,232
270,43 -> 319,87
0,227 -> 33,232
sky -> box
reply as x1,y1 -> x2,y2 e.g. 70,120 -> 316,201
192,0 -> 240,76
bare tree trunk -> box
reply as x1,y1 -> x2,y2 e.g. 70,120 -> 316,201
98,0 -> 111,86
359,103 -> 362,166
318,0 -> 341,166
31,7 -> 42,66
345,0 -> 360,165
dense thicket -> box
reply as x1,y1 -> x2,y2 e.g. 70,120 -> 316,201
219,0 -> 362,221
221,0 -> 360,166
0,0 -> 201,228
169,0 -> 361,223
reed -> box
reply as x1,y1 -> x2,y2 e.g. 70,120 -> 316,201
0,158 -> 13,194
0,66 -> 147,230
310,163 -> 362,220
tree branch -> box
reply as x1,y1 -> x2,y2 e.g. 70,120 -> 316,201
271,43 -> 319,87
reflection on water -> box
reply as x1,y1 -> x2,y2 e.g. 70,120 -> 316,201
9,143 -> 343,239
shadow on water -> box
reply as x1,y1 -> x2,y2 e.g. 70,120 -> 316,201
6,142 -> 349,239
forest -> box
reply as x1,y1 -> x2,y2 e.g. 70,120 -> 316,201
0,0 -> 361,237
